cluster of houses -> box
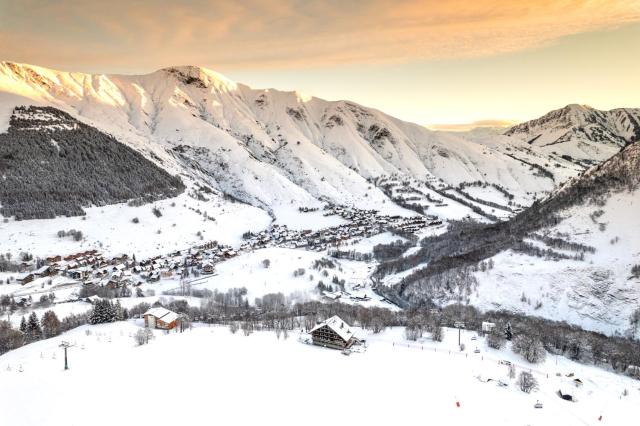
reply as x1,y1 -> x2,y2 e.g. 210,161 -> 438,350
240,204 -> 439,252
19,250 -> 106,285
18,240 -> 239,293
17,203 -> 438,300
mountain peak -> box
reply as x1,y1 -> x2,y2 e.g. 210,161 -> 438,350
159,65 -> 238,91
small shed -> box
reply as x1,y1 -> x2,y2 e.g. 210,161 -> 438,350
482,321 -> 496,334
309,315 -> 357,349
144,307 -> 179,330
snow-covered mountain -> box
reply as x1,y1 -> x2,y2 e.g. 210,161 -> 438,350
471,139 -> 640,335
505,103 -> 640,167
381,140 -> 640,335
2,61 -> 634,226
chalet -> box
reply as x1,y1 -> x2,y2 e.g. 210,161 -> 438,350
67,269 -> 88,280
46,255 -> 62,263
202,262 -> 214,274
112,253 -> 129,263
144,307 -> 179,330
310,315 -> 357,349
33,265 -> 52,277
19,274 -> 35,285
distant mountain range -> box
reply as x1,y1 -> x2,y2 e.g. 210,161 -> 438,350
1,61 -> 637,223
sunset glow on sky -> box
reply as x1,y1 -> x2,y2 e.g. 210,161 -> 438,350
1,0 -> 638,127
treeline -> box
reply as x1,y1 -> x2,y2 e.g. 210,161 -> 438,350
375,220 -> 508,278
502,152 -> 555,181
372,239 -> 414,262
0,310 -> 87,355
513,241 -> 586,261
455,188 -> 513,212
424,182 -> 500,222
379,141 -> 640,306
458,181 -> 515,201
0,106 -> 185,220
0,252 -> 43,273
378,183 -> 427,215
408,304 -> 640,371
528,233 -> 596,254
2,293 -> 640,375
328,249 -> 373,262
140,297 -> 640,372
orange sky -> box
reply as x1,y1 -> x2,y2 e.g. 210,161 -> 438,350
1,0 -> 639,126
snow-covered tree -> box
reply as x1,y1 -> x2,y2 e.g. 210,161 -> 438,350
89,299 -> 117,324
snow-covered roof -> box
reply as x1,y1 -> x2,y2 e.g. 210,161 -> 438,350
161,311 -> 179,324
144,307 -> 179,323
34,265 -> 50,274
310,315 -> 354,342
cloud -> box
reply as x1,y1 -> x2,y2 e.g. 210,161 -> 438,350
426,119 -> 519,132
0,0 -> 639,72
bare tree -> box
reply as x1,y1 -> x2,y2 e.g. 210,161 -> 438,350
517,371 -> 538,393
513,334 -> 546,363
134,328 -> 154,345
487,327 -> 506,349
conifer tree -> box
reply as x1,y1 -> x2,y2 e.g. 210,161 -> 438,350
26,312 -> 42,342
505,322 -> 513,341
19,316 -> 27,334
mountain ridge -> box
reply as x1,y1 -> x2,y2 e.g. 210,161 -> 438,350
0,61 -> 637,225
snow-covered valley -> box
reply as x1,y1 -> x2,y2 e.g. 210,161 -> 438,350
0,63 -> 639,419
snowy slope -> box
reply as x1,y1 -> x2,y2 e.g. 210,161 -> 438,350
1,322 -> 638,426
471,192 -> 640,335
1,61 -> 630,227
505,104 -> 640,166
472,142 -> 640,335
380,140 -> 640,335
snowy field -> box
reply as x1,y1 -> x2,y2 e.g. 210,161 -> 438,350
0,192 -> 272,258
1,322 -> 638,426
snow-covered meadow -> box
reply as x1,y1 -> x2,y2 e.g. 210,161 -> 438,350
1,322 -> 638,426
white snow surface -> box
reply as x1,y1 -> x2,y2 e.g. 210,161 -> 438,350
1,322 -> 638,426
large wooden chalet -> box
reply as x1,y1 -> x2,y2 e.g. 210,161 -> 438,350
143,307 -> 179,330
310,315 -> 357,349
